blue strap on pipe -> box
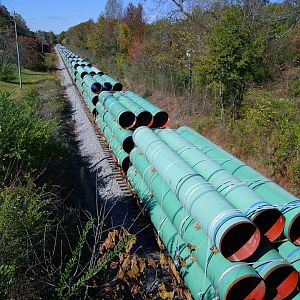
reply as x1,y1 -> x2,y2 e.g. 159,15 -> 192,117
212,213 -> 244,246
255,258 -> 279,273
286,247 -> 300,260
243,201 -> 272,218
248,178 -> 272,190
281,200 -> 300,213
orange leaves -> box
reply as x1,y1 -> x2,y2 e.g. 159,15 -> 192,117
187,243 -> 196,251
210,245 -> 219,254
96,226 -> 191,298
158,283 -> 175,299
146,257 -> 156,269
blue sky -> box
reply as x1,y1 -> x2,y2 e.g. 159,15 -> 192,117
1,0 -> 159,34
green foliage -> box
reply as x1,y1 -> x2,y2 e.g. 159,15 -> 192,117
57,219 -> 136,300
57,218 -> 94,299
287,70 -> 300,97
195,92 -> 300,194
117,22 -> 132,54
0,182 -> 49,299
196,5 -> 269,118
44,53 -> 58,71
0,264 -> 15,298
0,75 -> 68,299
243,97 -> 300,187
0,5 -> 13,31
0,89 -> 62,180
0,64 -> 17,82
0,184 -> 46,265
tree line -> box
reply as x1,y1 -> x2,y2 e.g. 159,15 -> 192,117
0,4 -> 57,80
58,0 -> 299,119
59,0 -> 300,197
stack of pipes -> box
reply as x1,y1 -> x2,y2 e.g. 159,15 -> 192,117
56,45 -> 300,299
56,45 -> 169,172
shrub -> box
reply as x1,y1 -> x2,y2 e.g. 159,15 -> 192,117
0,89 -> 63,181
44,53 -> 57,71
0,64 -> 16,82
0,183 -> 48,298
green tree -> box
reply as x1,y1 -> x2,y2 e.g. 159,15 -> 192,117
197,5 -> 268,119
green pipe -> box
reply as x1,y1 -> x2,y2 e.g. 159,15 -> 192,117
84,66 -> 96,76
82,86 -> 97,113
113,92 -> 154,127
75,72 -> 82,83
93,75 -> 112,91
97,91 -> 136,129
130,148 -> 298,298
80,60 -> 92,67
156,128 -> 284,242
101,74 -> 123,91
123,91 -> 169,128
82,84 -> 98,106
83,74 -> 102,94
127,166 -> 216,300
71,60 -> 80,69
90,67 -> 105,75
249,242 -> 298,299
97,107 -> 134,153
97,119 -> 130,172
132,127 -> 261,261
129,148 -> 266,300
177,126 -> 300,245
76,66 -> 88,79
291,292 -> 300,299
75,75 -> 83,91
277,240 -> 300,271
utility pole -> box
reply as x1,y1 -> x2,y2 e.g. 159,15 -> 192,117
13,11 -> 22,89
186,49 -> 193,102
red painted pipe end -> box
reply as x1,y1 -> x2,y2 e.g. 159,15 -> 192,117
289,212 -> 300,245
225,275 -> 266,300
264,264 -> 298,299
253,208 -> 285,242
221,222 -> 261,262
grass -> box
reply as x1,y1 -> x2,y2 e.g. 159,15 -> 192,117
0,68 -> 50,95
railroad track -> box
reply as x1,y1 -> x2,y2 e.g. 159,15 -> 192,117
58,51 -> 134,198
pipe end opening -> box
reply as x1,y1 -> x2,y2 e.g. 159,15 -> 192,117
119,112 -> 136,129
103,82 -> 113,91
113,82 -> 123,91
137,111 -> 154,127
289,212 -> 300,245
221,222 -> 261,261
80,71 -> 88,79
123,136 -> 135,154
264,265 -> 298,299
121,156 -> 130,173
92,95 -> 99,106
152,111 -> 169,128
225,275 -> 266,300
253,208 -> 285,242
91,82 -> 102,94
